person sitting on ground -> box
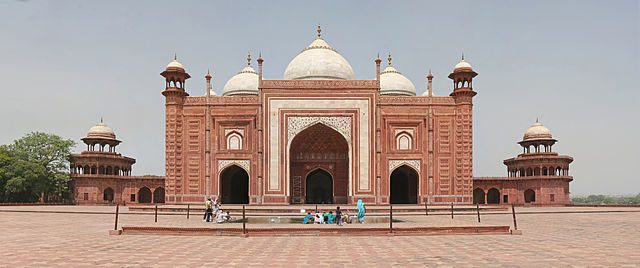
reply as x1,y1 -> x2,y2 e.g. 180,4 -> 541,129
303,212 -> 312,224
343,210 -> 352,224
314,213 -> 322,224
335,206 -> 343,226
327,211 -> 335,224
215,209 -> 226,223
323,211 -> 329,224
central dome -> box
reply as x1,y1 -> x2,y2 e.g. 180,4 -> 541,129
284,28 -> 355,80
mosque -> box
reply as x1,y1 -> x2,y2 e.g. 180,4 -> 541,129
69,26 -> 574,206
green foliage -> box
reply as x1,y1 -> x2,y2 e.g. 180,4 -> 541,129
572,194 -> 640,205
0,132 -> 75,203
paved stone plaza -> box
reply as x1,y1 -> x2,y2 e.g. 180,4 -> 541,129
1,206 -> 639,267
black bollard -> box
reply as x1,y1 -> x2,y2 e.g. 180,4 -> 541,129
114,203 -> 119,231
242,205 -> 246,235
187,204 -> 190,219
451,203 -> 454,219
155,205 -> 158,223
425,203 -> 428,216
389,204 -> 393,233
511,204 -> 518,230
476,203 -> 481,223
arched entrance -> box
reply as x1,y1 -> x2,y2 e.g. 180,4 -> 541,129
290,123 -> 349,204
473,188 -> 485,204
153,187 -> 165,203
305,169 -> 333,204
138,187 -> 151,203
103,187 -> 114,202
220,165 -> 249,204
524,189 -> 536,203
390,165 -> 418,204
487,188 -> 500,204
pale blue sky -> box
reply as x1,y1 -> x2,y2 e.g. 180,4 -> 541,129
0,0 -> 638,195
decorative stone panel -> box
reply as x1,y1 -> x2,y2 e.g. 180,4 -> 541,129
389,159 -> 421,173
218,159 -> 250,173
287,116 -> 351,146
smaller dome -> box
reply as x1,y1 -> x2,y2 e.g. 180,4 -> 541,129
453,59 -> 473,72
166,59 -> 184,70
87,121 -> 116,140
222,66 -> 259,96
523,120 -> 553,141
380,66 -> 416,96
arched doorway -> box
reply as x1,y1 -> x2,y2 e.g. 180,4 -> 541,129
153,187 -> 165,203
103,187 -> 114,202
289,123 -> 349,204
473,188 -> 485,204
487,188 -> 500,204
138,187 -> 151,203
220,165 -> 249,204
305,169 -> 333,204
524,189 -> 536,203
390,165 -> 418,204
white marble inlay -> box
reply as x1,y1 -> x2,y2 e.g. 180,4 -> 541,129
218,159 -> 250,174
389,159 -> 421,173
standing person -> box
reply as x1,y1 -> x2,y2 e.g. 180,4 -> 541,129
335,206 -> 342,226
203,197 -> 213,222
357,199 -> 366,224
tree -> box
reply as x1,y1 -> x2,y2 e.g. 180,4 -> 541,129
0,132 -> 75,202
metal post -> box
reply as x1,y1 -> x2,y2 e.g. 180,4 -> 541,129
187,204 -> 190,219
114,203 -> 119,231
315,205 -> 318,213
389,204 -> 393,233
242,205 -> 246,235
155,205 -> 158,223
450,203 -> 454,219
425,203 -> 428,216
476,203 -> 481,223
511,204 -> 518,230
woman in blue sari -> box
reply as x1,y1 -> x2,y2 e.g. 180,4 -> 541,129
357,199 -> 366,224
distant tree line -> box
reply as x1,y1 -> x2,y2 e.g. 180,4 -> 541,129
0,132 -> 75,203
572,194 -> 640,205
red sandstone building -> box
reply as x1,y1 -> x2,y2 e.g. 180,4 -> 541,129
69,121 -> 165,204
161,27 -> 476,205
473,120 -> 574,205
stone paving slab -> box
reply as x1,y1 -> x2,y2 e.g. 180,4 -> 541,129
0,206 -> 639,266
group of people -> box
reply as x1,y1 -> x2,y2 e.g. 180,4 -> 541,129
302,199 -> 367,225
203,197 -> 231,223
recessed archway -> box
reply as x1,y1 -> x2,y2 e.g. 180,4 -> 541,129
103,187 -> 114,202
305,169 -> 333,204
473,188 -> 486,204
220,165 -> 249,204
390,165 -> 418,204
138,187 -> 152,203
487,188 -> 500,204
153,187 -> 165,203
524,189 -> 536,203
289,123 -> 349,204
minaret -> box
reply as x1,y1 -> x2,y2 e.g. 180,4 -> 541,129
375,53 -> 381,81
160,55 -> 190,203
426,69 -> 434,97
448,54 -> 478,203
205,69 -> 213,97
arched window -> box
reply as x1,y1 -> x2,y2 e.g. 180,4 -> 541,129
396,133 -> 412,150
226,132 -> 243,150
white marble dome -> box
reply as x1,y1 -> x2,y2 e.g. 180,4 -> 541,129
166,59 -> 184,70
453,58 -> 473,72
380,66 -> 416,96
222,66 -> 259,96
284,37 -> 355,80
523,121 -> 553,141
87,121 -> 116,140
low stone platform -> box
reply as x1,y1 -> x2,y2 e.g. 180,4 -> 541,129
119,225 -> 512,236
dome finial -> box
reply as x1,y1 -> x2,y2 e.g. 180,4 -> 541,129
461,52 -> 465,61
387,52 -> 392,66
247,51 -> 252,66
174,53 -> 177,61
100,117 -> 103,123
316,24 -> 322,38
536,117 -> 539,123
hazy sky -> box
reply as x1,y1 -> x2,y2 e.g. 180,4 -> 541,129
1,0 -> 638,195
